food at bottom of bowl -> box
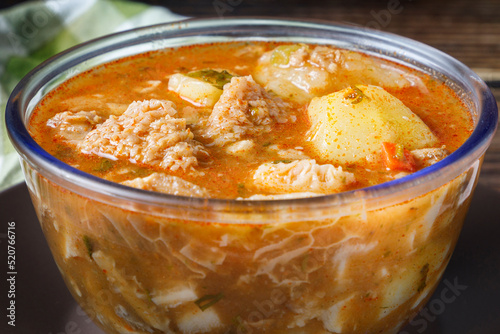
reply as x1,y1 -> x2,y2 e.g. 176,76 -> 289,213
25,165 -> 476,334
22,40 -> 478,334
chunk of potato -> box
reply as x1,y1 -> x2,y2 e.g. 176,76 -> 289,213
168,73 -> 223,107
307,85 -> 438,164
378,265 -> 424,320
255,65 -> 331,104
253,50 -> 332,104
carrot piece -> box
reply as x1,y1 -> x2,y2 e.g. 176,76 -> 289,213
381,142 -> 416,172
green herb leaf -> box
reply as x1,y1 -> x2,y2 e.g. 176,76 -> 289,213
343,86 -> 370,104
54,145 -> 73,160
418,263 -> 430,292
83,235 -> 93,258
132,169 -> 150,177
144,289 -> 153,302
270,44 -> 302,66
94,159 -> 114,172
237,183 -> 246,197
395,144 -> 405,160
186,69 -> 234,89
272,159 -> 293,164
195,292 -> 224,311
232,315 -> 248,333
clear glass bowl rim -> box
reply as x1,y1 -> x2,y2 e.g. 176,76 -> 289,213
5,17 -> 498,222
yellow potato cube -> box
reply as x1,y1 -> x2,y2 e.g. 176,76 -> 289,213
168,73 -> 223,107
307,85 -> 438,164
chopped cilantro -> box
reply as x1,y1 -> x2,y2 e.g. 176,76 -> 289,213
144,289 -> 153,302
195,292 -> 224,311
395,144 -> 405,160
83,235 -> 93,258
272,159 -> 293,164
237,183 -> 246,197
186,69 -> 234,89
418,263 -> 430,292
54,145 -> 73,160
94,159 -> 114,173
232,315 -> 248,333
344,86 -> 370,104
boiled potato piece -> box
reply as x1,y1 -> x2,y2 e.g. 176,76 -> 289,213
378,264 -> 427,320
253,45 -> 333,104
177,304 -> 223,333
307,85 -> 438,164
168,72 -> 224,107
254,64 -> 331,104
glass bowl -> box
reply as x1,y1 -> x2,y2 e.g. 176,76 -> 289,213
6,18 -> 498,334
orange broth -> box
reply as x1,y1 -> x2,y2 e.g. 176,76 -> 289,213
29,42 -> 472,199
25,42 -> 476,334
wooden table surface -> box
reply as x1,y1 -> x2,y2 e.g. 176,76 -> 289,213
150,0 -> 500,191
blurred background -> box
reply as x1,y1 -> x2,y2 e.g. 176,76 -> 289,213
1,0 -> 500,72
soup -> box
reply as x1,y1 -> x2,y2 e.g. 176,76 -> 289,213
26,41 -> 474,334
29,42 -> 471,199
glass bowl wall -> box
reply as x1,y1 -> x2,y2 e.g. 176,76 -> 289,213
6,18 -> 498,334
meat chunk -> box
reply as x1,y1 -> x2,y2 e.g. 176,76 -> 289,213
79,99 -> 208,171
308,46 -> 343,73
411,147 -> 449,168
204,76 -> 295,146
288,45 -> 343,74
251,159 -> 356,194
121,172 -> 208,197
47,110 -> 103,144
